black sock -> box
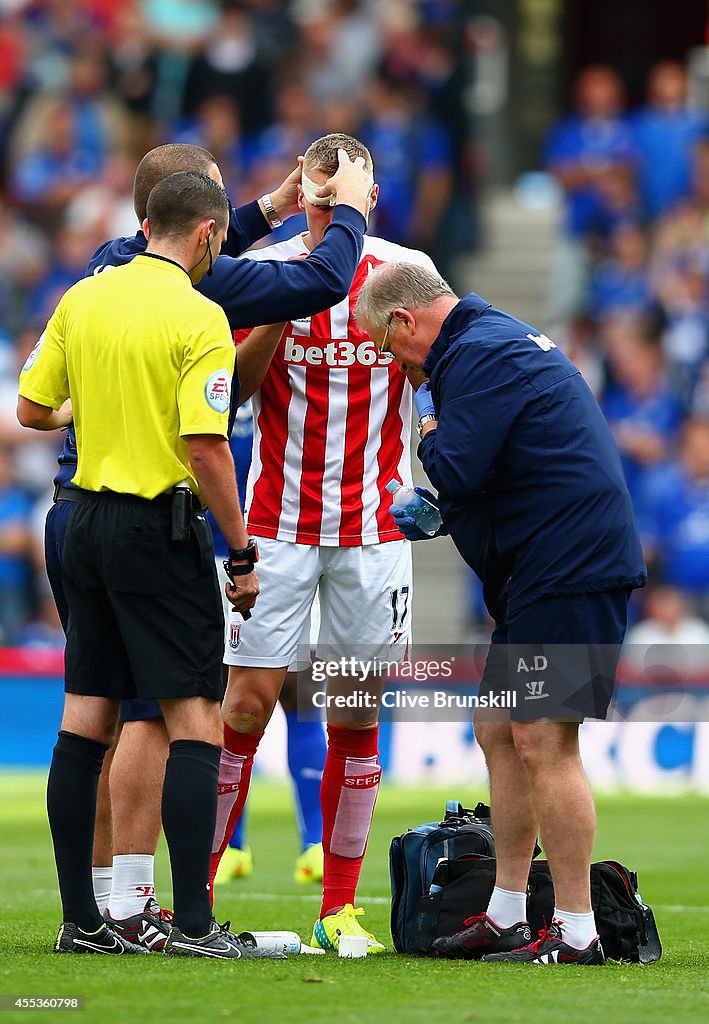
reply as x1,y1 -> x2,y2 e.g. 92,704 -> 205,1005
162,739 -> 221,937
46,730 -> 107,931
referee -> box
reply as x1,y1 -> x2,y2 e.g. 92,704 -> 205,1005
17,172 -> 280,960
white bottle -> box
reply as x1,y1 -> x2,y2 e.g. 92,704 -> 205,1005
250,931 -> 302,955
386,479 -> 442,537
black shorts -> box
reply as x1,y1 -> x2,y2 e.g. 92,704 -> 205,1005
47,494 -> 164,723
62,492 -> 224,703
477,589 -> 631,722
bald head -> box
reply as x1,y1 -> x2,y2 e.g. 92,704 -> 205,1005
133,143 -> 222,223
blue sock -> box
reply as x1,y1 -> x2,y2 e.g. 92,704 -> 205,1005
286,713 -> 326,850
228,802 -> 247,850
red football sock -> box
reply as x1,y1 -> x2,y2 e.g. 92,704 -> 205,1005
208,726 -> 262,903
319,724 -> 381,919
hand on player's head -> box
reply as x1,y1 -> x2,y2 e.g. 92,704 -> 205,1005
271,157 -> 304,222
317,148 -> 374,218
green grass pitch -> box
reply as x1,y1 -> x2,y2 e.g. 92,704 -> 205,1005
0,774 -> 707,1024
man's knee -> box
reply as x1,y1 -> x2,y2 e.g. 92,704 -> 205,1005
512,720 -> 580,772
222,666 -> 286,733
474,716 -> 515,758
61,694 -> 119,747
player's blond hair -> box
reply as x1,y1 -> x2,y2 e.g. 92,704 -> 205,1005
303,133 -> 373,175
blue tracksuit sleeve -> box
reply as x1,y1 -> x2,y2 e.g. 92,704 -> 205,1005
222,201 -> 270,256
419,347 -> 530,499
198,206 -> 366,329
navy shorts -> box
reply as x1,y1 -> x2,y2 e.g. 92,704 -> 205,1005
46,496 -> 163,722
45,498 -> 72,632
477,589 -> 631,722
119,698 -> 163,722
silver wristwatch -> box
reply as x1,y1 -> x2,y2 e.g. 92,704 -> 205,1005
260,193 -> 283,229
417,414 -> 438,438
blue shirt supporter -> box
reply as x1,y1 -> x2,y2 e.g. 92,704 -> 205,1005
418,294 -> 647,617
0,486 -> 32,589
588,260 -> 652,315
629,106 -> 708,219
602,379 -> 684,504
52,200 -> 365,488
641,454 -> 709,594
362,114 -> 451,245
545,114 -> 635,237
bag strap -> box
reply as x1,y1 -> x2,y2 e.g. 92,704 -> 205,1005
444,800 -> 465,818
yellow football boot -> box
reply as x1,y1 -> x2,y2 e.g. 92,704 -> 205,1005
310,903 -> 385,954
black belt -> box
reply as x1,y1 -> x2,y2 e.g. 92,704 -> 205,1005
53,485 -> 81,503
53,484 -> 180,509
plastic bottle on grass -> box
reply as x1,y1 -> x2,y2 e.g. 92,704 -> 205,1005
386,479 -> 442,537
250,931 -> 302,955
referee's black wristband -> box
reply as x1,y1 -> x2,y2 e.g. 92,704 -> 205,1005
223,538 -> 259,582
224,560 -> 255,578
228,539 -> 259,565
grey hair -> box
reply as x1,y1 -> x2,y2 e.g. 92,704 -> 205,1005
355,263 -> 456,332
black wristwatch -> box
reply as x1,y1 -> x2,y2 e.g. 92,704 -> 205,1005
224,538 -> 259,579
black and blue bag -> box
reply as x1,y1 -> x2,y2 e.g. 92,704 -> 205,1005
389,800 -> 495,953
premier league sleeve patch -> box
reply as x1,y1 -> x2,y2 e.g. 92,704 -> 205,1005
22,331 -> 46,372
205,369 -> 232,413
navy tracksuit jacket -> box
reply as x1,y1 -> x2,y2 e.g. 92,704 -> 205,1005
418,294 -> 647,620
52,199 -> 366,488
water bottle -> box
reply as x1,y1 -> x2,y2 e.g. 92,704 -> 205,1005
429,856 -> 448,894
249,931 -> 303,955
386,479 -> 442,537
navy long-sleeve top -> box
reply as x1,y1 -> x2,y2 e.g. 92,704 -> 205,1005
53,201 -> 365,487
418,294 -> 647,618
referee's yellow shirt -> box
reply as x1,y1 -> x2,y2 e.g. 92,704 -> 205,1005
19,254 -> 235,499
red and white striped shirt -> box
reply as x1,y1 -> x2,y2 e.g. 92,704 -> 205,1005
237,234 -> 437,546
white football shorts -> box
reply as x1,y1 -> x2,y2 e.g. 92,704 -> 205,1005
223,537 -> 412,671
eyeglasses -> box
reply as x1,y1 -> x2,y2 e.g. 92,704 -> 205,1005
379,313 -> 395,354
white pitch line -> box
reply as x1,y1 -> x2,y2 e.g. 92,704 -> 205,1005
655,905 -> 709,913
228,893 -> 390,905
26,889 -> 708,913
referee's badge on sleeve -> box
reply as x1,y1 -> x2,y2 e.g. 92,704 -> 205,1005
205,369 -> 232,413
22,330 -> 46,372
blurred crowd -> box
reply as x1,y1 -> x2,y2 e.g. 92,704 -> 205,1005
3,1 -> 708,662
0,0 -> 475,646
543,60 -> 709,656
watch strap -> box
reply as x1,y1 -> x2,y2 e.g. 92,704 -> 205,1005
260,193 -> 283,229
417,414 -> 438,438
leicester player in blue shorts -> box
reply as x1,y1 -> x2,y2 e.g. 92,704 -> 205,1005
208,401 -> 326,886
357,263 -> 646,967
